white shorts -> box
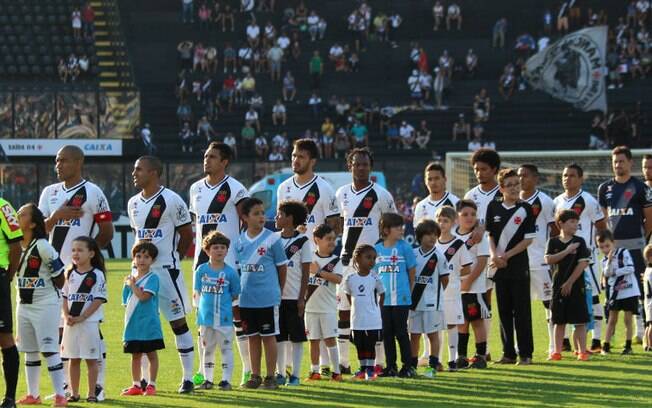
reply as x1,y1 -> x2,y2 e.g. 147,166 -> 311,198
408,310 -> 445,334
199,325 -> 233,351
336,265 -> 355,311
61,321 -> 101,360
305,312 -> 338,340
16,303 -> 60,353
155,267 -> 190,321
586,264 -> 601,295
530,267 -> 553,301
644,270 -> 652,323
444,297 -> 464,325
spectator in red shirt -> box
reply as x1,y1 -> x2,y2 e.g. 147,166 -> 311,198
82,2 -> 95,40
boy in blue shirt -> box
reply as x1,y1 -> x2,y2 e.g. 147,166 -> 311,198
121,241 -> 164,397
194,231 -> 241,391
236,198 -> 288,390
374,213 -> 416,377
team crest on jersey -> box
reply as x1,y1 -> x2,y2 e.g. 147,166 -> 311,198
362,197 -> 374,209
27,256 -> 41,270
531,203 -> 540,217
70,195 -> 84,207
514,216 -> 522,225
257,246 -> 266,256
84,277 -> 95,287
170,299 -> 182,315
216,191 -> 228,203
357,284 -> 365,293
1,204 -> 19,231
150,205 -> 162,218
305,192 -> 317,206
572,202 -> 584,215
624,189 -> 634,200
346,217 -> 372,227
427,259 -> 436,269
199,213 -> 227,224
446,247 -> 456,256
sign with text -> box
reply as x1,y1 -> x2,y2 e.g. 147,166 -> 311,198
0,139 -> 122,156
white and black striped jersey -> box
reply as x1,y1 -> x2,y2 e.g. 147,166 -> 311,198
436,237 -> 473,300
128,186 -> 191,270
412,192 -> 460,228
486,201 -> 536,280
553,190 -> 604,264
411,246 -> 448,311
336,182 -> 395,266
278,231 -> 312,300
15,238 -> 64,305
38,180 -> 112,267
455,228 -> 490,294
306,253 -> 342,313
62,267 -> 107,322
522,190 -> 556,270
602,248 -> 640,300
189,176 -> 249,269
277,175 -> 340,240
464,184 -> 502,227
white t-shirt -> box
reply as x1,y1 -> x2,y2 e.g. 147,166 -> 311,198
468,140 -> 482,152
399,124 -> 415,139
127,187 -> 191,270
307,15 -> 320,26
413,192 -> 460,227
246,24 -> 260,39
245,110 -> 258,121
342,272 -> 384,330
522,190 -> 555,269
272,104 -> 286,114
279,232 -> 312,300
464,184 -> 501,227
306,253 -> 342,313
412,246 -> 448,311
436,237 -> 473,299
16,239 -> 65,305
329,45 -> 344,58
455,228 -> 490,293
553,190 -> 604,264
277,36 -> 290,49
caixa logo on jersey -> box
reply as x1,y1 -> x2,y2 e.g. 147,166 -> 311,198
241,264 -> 264,272
199,213 -> 227,224
56,218 -> 81,227
68,293 -> 93,302
17,277 -> 46,288
346,217 -> 373,227
608,208 -> 634,216
416,275 -> 433,285
137,228 -> 163,240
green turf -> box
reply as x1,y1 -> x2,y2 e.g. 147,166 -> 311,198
3,259 -> 652,407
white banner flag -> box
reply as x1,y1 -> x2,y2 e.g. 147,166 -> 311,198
525,26 -> 607,112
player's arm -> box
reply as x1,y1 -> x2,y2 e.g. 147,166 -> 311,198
176,223 -> 193,260
72,298 -> 104,324
440,274 -> 449,290
7,241 -> 20,280
52,273 -> 65,289
504,238 -> 533,260
408,266 -> 416,289
643,206 -> 652,237
44,206 -> 84,233
466,256 -> 488,283
298,261 -> 310,315
94,221 -> 114,249
459,263 -> 471,277
277,263 -> 287,292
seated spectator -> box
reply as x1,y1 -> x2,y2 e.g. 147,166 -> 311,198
223,43 -> 237,73
241,122 -> 256,149
198,3 -> 211,31
268,146 -> 284,162
399,121 -> 416,149
386,121 -> 400,150
498,65 -> 516,101
206,46 -> 218,73
179,122 -> 196,152
272,132 -> 289,156
272,99 -> 287,126
178,40 -> 194,70
58,58 -> 69,82
295,1 -> 308,24
223,132 -> 238,158
433,1 -> 444,31
515,32 -> 536,57
249,92 -> 264,114
303,129 -> 322,153
446,3 -> 462,31
277,31 -> 291,53
334,128 -> 350,158
433,68 -> 447,109
255,133 -> 269,159
177,101 -> 192,125
238,43 -> 253,71
72,9 -> 82,40
335,97 -> 351,125
267,44 -> 283,81
329,42 -> 345,64
197,116 -> 216,143
465,49 -> 478,78
492,17 -> 507,48
321,117 -> 335,159
262,20 -> 276,46
282,71 -> 296,101
141,124 -> 156,155
307,10 -> 326,41
374,12 -> 388,42
415,121 -> 431,150
589,114 -> 609,150
245,106 -> 260,132
468,133 -> 482,152
472,122 -> 485,143
473,88 -> 491,122
483,137 -> 496,150
68,54 -> 80,82
350,120 -> 368,147
241,72 -> 256,100
246,19 -> 260,48
349,52 -> 360,72
452,113 -> 471,141
308,92 -> 322,118
193,42 -> 207,72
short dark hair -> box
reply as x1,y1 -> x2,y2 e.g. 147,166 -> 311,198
132,240 -> 159,259
313,223 -> 334,239
424,162 -> 445,177
241,197 -> 264,215
202,230 -> 231,251
352,244 -> 377,271
564,163 -> 584,178
278,200 -> 309,227
346,147 -> 374,169
137,155 -> 163,177
456,199 -> 477,212
379,213 -> 404,238
519,164 -> 539,176
207,142 -> 233,163
415,219 -> 441,244
470,148 -> 500,170
435,205 -> 457,221
498,168 -> 519,186
596,229 -> 614,244
643,154 -> 652,161
21,203 -> 47,240
555,209 -> 579,224
612,145 -> 632,160
293,138 -> 320,159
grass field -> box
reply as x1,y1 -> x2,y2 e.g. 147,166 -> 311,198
3,259 -> 652,407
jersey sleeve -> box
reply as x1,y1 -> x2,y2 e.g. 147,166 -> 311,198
597,183 -> 607,209
91,186 -> 112,223
437,253 -> 450,277
374,275 -> 386,294
341,274 -> 352,295
270,236 -> 288,266
193,266 -> 203,292
589,195 -> 605,223
640,182 -> 652,208
92,271 -> 108,303
523,205 -> 537,239
333,259 -> 343,277
459,244 -> 473,267
233,181 -> 250,206
544,196 -> 556,226
188,183 -> 197,215
38,187 -> 51,217
476,234 -> 491,257
0,201 -> 22,242
616,249 -> 635,276
576,237 -> 590,262
322,183 -> 340,218
381,188 -> 396,213
485,203 -> 496,238
39,240 -> 65,278
545,238 -> 556,256
121,284 -> 130,306
172,193 -> 192,227
228,267 -> 241,297
403,241 -> 417,270
300,238 -> 313,264
143,274 -> 159,296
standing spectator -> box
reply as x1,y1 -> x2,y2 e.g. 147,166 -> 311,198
493,18 -> 507,48
388,11 -> 402,48
452,114 -> 471,141
473,88 -> 491,122
374,12 -> 389,42
272,99 -> 287,126
198,3 -> 211,31
466,49 -> 478,78
181,0 -> 194,24
386,121 -> 400,150
308,93 -> 322,118
78,54 -> 90,77
515,33 -> 536,57
223,43 -> 237,73
197,116 -> 216,143
433,1 -> 444,31
446,3 -> 462,31
141,124 -> 157,155
244,106 -> 260,133
334,128 -> 350,158
321,117 -> 335,159
433,68 -> 446,109
498,66 -> 516,101
350,120 -> 368,147
72,9 -> 82,41
219,4 -> 235,32
408,70 -> 423,105
180,122 -> 196,152
309,51 -> 323,90
241,122 -> 256,150
307,11 -> 323,41
589,114 -> 608,150
81,2 -> 95,40
399,121 -> 415,149
255,133 -> 269,159
282,71 -> 296,102
543,9 -> 553,35
246,20 -> 260,48
415,120 -> 431,150
267,44 -> 283,82
224,132 -> 238,158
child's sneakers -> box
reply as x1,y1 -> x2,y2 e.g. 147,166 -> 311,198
286,375 -> 300,386
455,357 -> 469,369
373,365 -> 383,377
240,371 -> 252,387
547,352 -> 562,361
589,340 -> 602,354
320,366 -> 331,377
331,372 -> 343,382
601,342 -> 611,355
577,352 -> 590,361
365,367 -> 378,381
275,374 -> 286,386
53,395 -> 68,407
196,381 -> 213,390
243,374 -> 262,389
260,376 -> 279,390
622,347 -> 633,355
339,365 -> 352,375
423,366 -> 436,378
121,385 -> 144,396
306,372 -> 321,381
144,385 -> 157,396
353,370 -> 366,381
217,381 -> 232,391
17,395 -> 41,405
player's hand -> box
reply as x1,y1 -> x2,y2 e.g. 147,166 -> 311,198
297,299 -> 305,317
309,261 -> 319,275
566,242 -> 580,254
470,227 -> 483,246
460,278 -> 471,292
55,206 -> 84,221
561,281 -> 572,297
65,314 -> 77,326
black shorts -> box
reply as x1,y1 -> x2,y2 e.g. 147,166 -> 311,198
351,329 -> 382,358
609,296 -> 639,313
0,269 -> 13,333
276,299 -> 307,343
462,293 -> 491,322
551,289 -> 589,325
123,339 -> 165,354
240,305 -> 279,337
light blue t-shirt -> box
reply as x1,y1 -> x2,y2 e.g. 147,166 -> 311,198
236,228 -> 288,308
374,239 -> 416,306
194,262 -> 241,328
122,272 -> 163,342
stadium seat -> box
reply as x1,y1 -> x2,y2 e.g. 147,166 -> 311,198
7,66 -> 17,76
19,65 -> 29,75
31,65 -> 41,76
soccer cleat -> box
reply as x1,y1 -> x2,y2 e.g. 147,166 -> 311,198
365,367 -> 377,381
562,338 -> 572,352
86,396 -> 98,403
547,352 -> 562,361
275,373 -> 286,386
121,385 -> 144,396
17,395 -> 41,405
217,381 -> 232,391
373,365 -> 383,376
306,372 -> 321,381
0,398 -> 16,408
622,347 -> 633,355
286,375 -> 300,386
398,366 -> 417,378
178,380 -> 195,394
447,361 -> 458,372
331,372 -> 343,382
436,362 -> 445,372
379,367 -> 398,377
192,372 -> 205,386
320,366 -> 332,377
494,356 -> 517,365
53,395 -> 68,407
577,352 -> 590,361
353,370 -> 366,381
261,376 -> 279,390
144,385 -> 157,396
196,380 -> 214,390
601,342 -> 611,354
95,385 -> 105,402
516,357 -> 532,366
456,357 -> 469,369
243,374 -> 262,389
590,340 -> 602,353
339,365 -> 352,375
423,366 -> 436,378
240,371 -> 252,387
65,396 -> 79,403
469,355 -> 487,369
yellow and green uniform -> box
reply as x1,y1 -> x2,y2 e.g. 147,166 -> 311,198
0,198 -> 23,269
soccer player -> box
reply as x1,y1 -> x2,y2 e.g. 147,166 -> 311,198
435,206 -> 472,371
455,200 -> 491,369
128,156 -> 195,393
597,230 -> 640,355
274,201 -> 311,386
0,197 -> 23,408
188,142 -> 249,385
121,241 -> 164,396
486,168 -> 535,365
518,164 -> 557,355
305,224 -> 343,381
237,198 -> 288,390
410,220 -> 449,378
374,213 -> 416,377
38,145 -> 113,400
14,204 -> 66,406
545,210 -> 591,361
598,146 -> 652,345
554,163 -> 607,352
61,237 -> 107,403
413,162 -> 460,227
336,147 -> 395,374
643,154 -> 652,190
193,231 -> 240,391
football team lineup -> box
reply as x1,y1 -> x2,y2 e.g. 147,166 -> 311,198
1,142 -> 652,408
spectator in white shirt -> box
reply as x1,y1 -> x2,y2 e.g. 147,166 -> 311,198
272,132 -> 289,155
433,1 -> 444,31
272,99 -> 287,126
255,133 -> 269,159
238,44 -> 253,70
415,120 -> 431,150
245,106 -> 260,132
308,92 -> 322,118
307,11 -> 324,41
268,146 -> 284,162
277,32 -> 291,51
446,3 -> 462,31
223,132 -> 238,157
246,20 -> 260,47
468,133 -> 482,152
267,44 -> 283,81
399,120 -> 415,149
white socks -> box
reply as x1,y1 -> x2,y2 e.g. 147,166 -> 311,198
291,343 -> 303,378
276,341 -> 289,375
439,328 -> 459,363
175,331 -> 195,382
141,358 -> 150,383
337,326 -> 350,368
220,336 -> 234,383
546,307 -> 554,353
197,330 -> 205,376
236,333 -> 251,374
25,353 -> 40,397
484,318 -> 492,355
592,303 -> 604,341
203,344 -> 216,383
45,353 -> 65,397
319,341 -> 330,367
328,346 -> 340,374
374,342 -> 385,367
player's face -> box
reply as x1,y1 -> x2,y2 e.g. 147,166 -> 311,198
349,153 -> 371,183
17,205 -> 34,232
132,159 -> 154,189
244,204 -> 266,230
457,206 -> 477,230
612,153 -> 632,177
562,168 -> 582,192
500,176 -> 521,201
314,231 -> 337,254
274,210 -> 292,230
356,249 -> 376,272
517,167 -> 537,192
134,250 -> 153,273
435,215 -> 454,234
643,158 -> 652,182
291,148 -> 315,175
385,225 -> 404,241
559,218 -> 578,236
425,170 -> 446,195
419,232 -> 438,249
71,241 -> 94,267
206,244 -> 228,262
203,148 -> 227,175
473,162 -> 497,185
597,239 -> 614,256
54,150 -> 81,182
